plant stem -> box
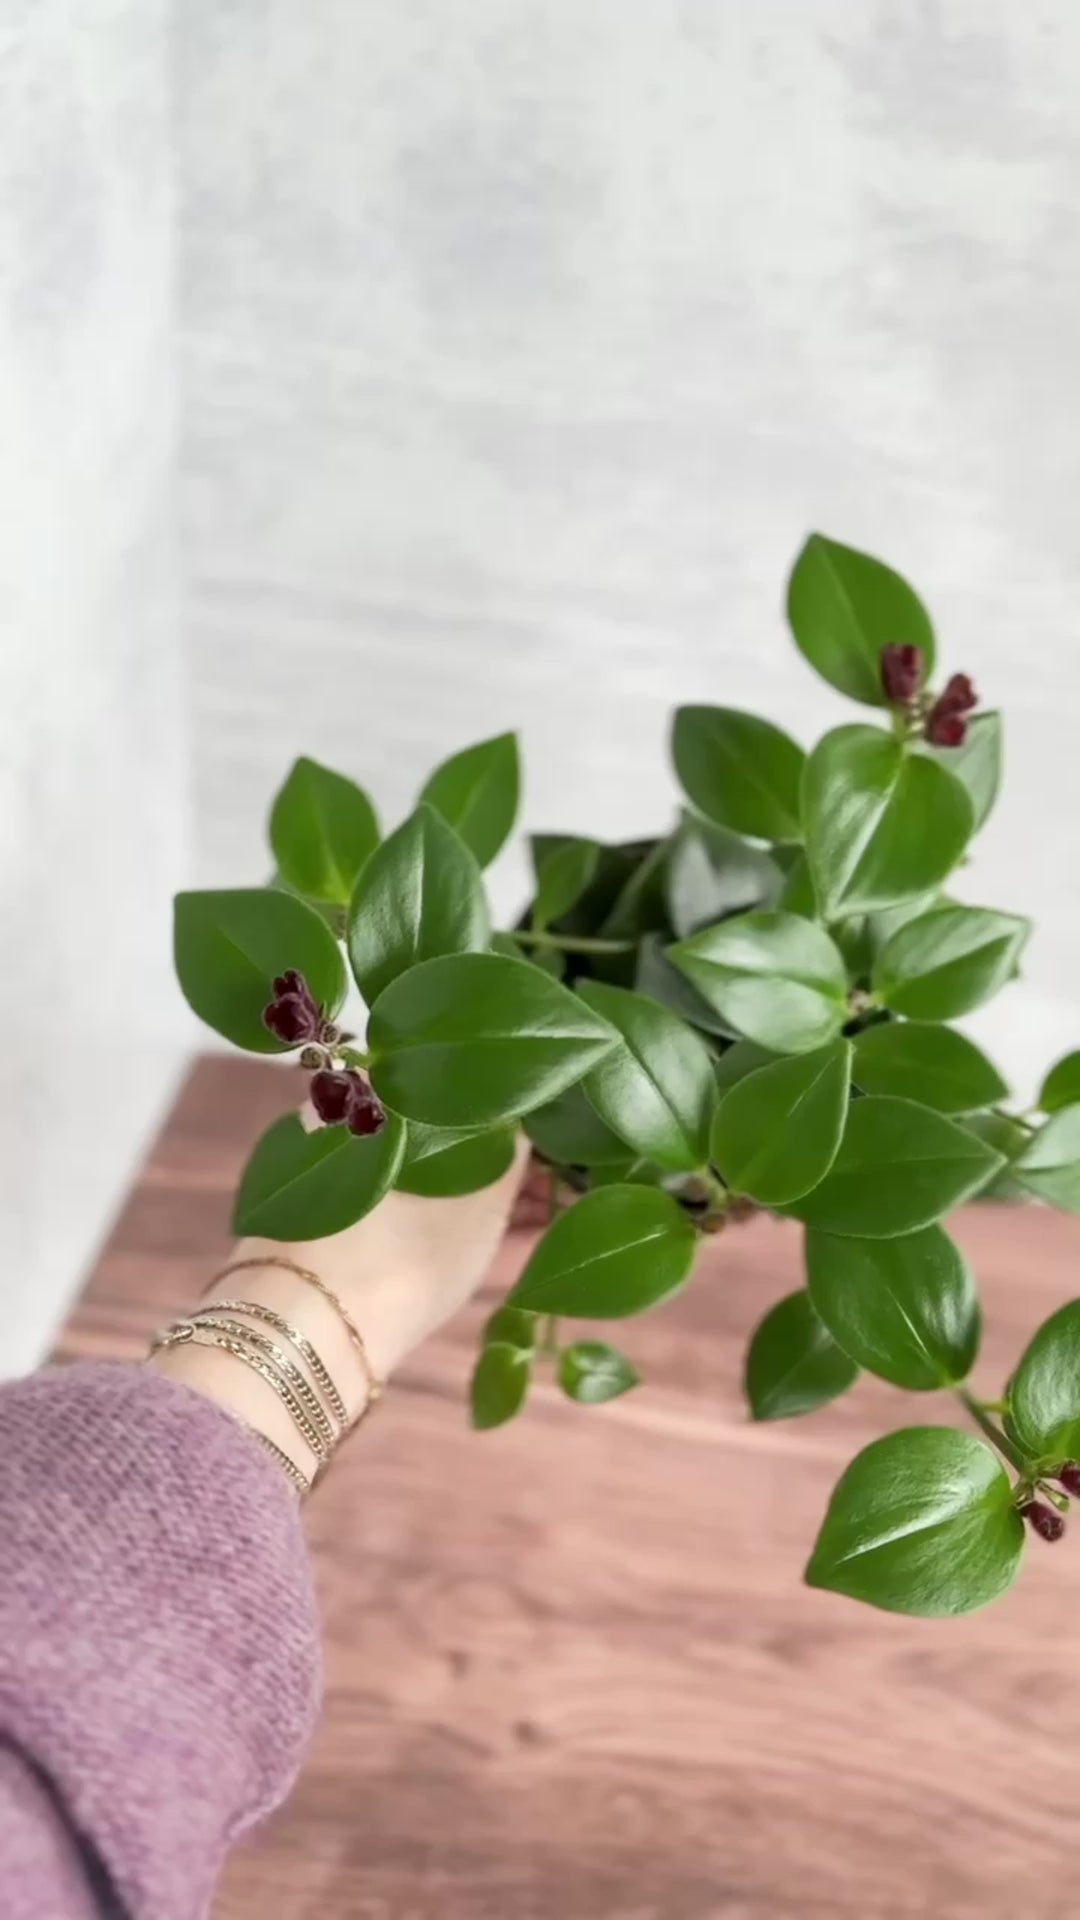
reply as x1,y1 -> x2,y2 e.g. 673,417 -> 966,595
337,1044 -> 371,1070
513,929 -> 635,956
956,1388 -> 1027,1474
540,1314 -> 560,1358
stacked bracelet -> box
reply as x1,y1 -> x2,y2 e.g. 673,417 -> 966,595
150,1254 -> 385,1496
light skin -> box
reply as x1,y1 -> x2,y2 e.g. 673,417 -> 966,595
149,1129 -> 530,1485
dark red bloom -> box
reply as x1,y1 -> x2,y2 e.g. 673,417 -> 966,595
880,643 -> 925,703
1021,1499 -> 1066,1543
310,1066 -> 386,1137
925,708 -> 968,748
1058,1462 -> 1080,1498
263,969 -> 322,1045
939,672 -> 977,714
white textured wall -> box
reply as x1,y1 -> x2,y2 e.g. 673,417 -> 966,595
0,2 -> 186,1373
178,0 -> 1080,1094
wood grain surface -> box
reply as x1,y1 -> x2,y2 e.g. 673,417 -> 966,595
59,1056 -> 1080,1918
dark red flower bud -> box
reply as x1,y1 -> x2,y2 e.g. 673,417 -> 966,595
263,994 -> 321,1043
925,708 -> 968,748
880,643 -> 925,703
940,672 -> 978,714
1058,1462 -> 1080,1497
310,1069 -> 356,1125
273,969 -> 308,999
345,1082 -> 387,1137
1021,1499 -> 1066,1543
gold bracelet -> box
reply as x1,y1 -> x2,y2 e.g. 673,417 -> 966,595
209,1255 -> 384,1417
251,1431 -> 311,1497
208,1298 -> 349,1428
184,1312 -> 339,1449
152,1323 -> 333,1464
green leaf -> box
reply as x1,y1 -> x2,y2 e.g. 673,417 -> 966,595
1007,1300 -> 1080,1467
173,888 -> 347,1053
669,911 -> 848,1054
805,1226 -> 980,1390
874,905 -> 1031,1020
671,706 -> 806,842
524,1083 -> 630,1167
805,1428 -> 1023,1617
419,732 -> 520,869
587,1157 -> 664,1189
803,725 -> 973,921
777,850 -> 818,919
598,838 -> 669,944
509,1186 -> 697,1317
347,805 -> 490,1006
397,1125 -> 517,1196
784,1096 -> 1004,1237
1039,1052 -> 1080,1115
470,1343 -> 531,1429
925,711 -> 1003,832
483,1305 -> 537,1350
1015,1107 -> 1080,1214
962,1111 -> 1031,1201
558,1340 -> 639,1404
367,953 -> 616,1128
532,838 -> 600,929
268,756 -> 379,905
786,532 -> 936,707
233,1110 -> 406,1238
713,1039 -> 780,1091
712,1040 -> 851,1205
664,817 -> 783,939
634,933 -> 738,1039
576,981 -> 717,1173
852,1022 -> 1007,1114
745,1290 -> 858,1420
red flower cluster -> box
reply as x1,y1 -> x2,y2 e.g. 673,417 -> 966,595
310,1068 -> 386,1137
1021,1499 -> 1066,1543
925,673 -> 978,748
263,970 -> 325,1045
880,643 -> 925,704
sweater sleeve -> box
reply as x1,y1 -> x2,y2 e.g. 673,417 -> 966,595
0,1361 -> 322,1919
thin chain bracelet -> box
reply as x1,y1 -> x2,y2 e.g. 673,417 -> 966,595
152,1324 -> 333,1464
185,1312 -> 339,1449
208,1298 -> 349,1428
251,1431 -> 311,1497
208,1255 -> 384,1416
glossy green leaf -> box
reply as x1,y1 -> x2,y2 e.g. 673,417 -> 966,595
803,725 -> 973,921
397,1125 -> 517,1196
558,1341 -> 639,1404
1015,1107 -> 1080,1214
925,711 -> 1003,832
347,805 -> 490,1006
962,1112 -> 1031,1201
419,732 -> 520,868
1039,1052 -> 1080,1115
664,817 -> 783,939
1007,1301 -> 1080,1467
671,706 -> 805,842
533,838 -> 600,929
483,1305 -> 537,1350
587,1158 -> 664,1189
713,1039 -> 781,1092
524,1083 -> 629,1166
635,933 -> 738,1039
470,1343 -> 531,1430
777,850 -> 818,919
806,1428 -> 1023,1616
268,756 -> 379,905
576,981 -> 717,1173
784,1096 -> 1003,1237
233,1110 -> 405,1238
805,1226 -> 980,1390
368,954 -> 616,1128
852,1022 -> 1007,1114
786,532 -> 935,707
712,1040 -> 851,1204
744,1290 -> 858,1420
669,911 -> 848,1054
598,837 -> 669,944
509,1186 -> 697,1317
173,888 -> 347,1053
874,905 -> 1031,1020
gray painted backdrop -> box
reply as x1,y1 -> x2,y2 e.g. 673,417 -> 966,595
5,0 -> 1080,1366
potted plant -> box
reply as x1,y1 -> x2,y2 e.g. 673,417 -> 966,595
173,532 -> 1080,1620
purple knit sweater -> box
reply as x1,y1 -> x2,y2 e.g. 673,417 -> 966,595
0,1361 -> 321,1918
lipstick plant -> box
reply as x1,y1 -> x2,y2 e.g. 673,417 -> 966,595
174,533 -> 1080,1617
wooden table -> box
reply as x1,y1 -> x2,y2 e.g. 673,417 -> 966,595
59,1057 -> 1080,1918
